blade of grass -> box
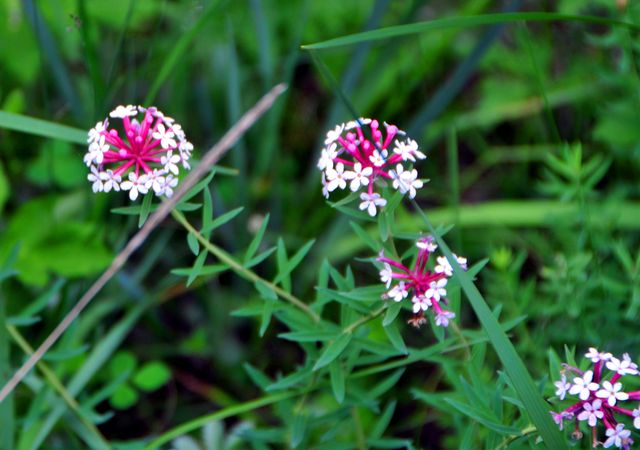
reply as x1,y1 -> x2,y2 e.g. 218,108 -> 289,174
143,391 -> 298,449
302,12 -> 640,50
0,111 -> 86,144
77,0 -> 106,118
144,0 -> 221,105
0,84 -> 288,404
249,0 -> 274,88
407,0 -> 522,138
412,199 -> 567,450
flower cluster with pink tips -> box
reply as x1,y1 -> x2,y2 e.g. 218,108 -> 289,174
552,348 -> 640,449
85,105 -> 193,200
317,118 -> 425,216
377,236 -> 467,328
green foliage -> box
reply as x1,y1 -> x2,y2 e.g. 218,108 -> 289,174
1,0 -> 640,448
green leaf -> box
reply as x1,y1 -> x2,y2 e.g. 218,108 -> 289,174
0,111 -> 86,144
138,193 -> 154,228
201,207 -> 244,234
132,361 -> 172,392
244,213 -> 270,263
109,351 -> 138,379
273,239 -> 315,286
186,251 -> 208,287
302,12 -> 640,50
382,322 -> 407,355
313,332 -> 352,371
171,264 -> 227,278
110,383 -> 138,410
371,401 -> 396,439
255,280 -> 278,337
382,302 -> 402,326
187,232 -> 200,256
329,360 -> 345,403
349,221 -> 379,252
291,413 -> 307,448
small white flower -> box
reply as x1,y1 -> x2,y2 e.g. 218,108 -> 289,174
435,254 -> 468,277
162,174 -> 178,198
152,123 -> 177,149
161,151 -> 181,176
585,347 -> 612,363
426,278 -> 447,302
387,282 -> 408,302
172,123 -> 185,140
632,408 -> 640,429
554,374 -> 571,400
391,164 -> 408,193
148,170 -> 166,195
416,237 -> 437,252
84,135 -> 109,166
397,167 -> 423,199
325,123 -> 345,145
102,169 -> 121,193
604,423 -> 631,449
110,104 -> 137,118
607,355 -> 639,376
379,263 -> 393,288
369,149 -> 387,167
577,399 -> 603,427
317,143 -> 338,171
87,120 -> 107,143
393,138 -> 425,162
179,140 -> 193,159
596,380 -> 629,406
343,162 -> 373,192
120,172 -> 149,201
412,295 -> 430,313
569,370 -> 600,400
326,162 -> 348,192
87,166 -> 104,193
435,311 -> 455,327
358,192 -> 386,216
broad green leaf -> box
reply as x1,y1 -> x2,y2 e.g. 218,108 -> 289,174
110,383 -> 138,410
133,361 -> 172,392
109,351 -> 137,378
313,332 -> 352,371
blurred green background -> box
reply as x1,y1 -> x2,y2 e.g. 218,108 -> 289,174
1,0 -> 640,448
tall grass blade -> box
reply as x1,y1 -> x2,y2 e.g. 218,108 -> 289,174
302,12 -> 640,50
0,112 -> 86,144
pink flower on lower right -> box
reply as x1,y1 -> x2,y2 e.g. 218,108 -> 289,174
551,347 -> 640,449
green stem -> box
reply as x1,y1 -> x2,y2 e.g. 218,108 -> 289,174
143,391 -> 298,449
344,306 -> 385,334
352,406 -> 367,450
171,210 -> 320,323
7,325 -> 112,450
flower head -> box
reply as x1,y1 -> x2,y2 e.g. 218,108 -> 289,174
85,105 -> 192,200
376,237 -> 467,331
317,118 -> 425,215
551,348 -> 640,448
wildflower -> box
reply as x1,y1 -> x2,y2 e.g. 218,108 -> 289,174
84,105 -> 192,200
376,237 -> 467,329
554,374 -> 571,400
604,424 -> 633,449
317,118 -> 425,215
551,348 -> 640,448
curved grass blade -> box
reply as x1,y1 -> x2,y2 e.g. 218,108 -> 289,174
0,112 -> 86,144
302,13 -> 640,50
412,200 -> 567,449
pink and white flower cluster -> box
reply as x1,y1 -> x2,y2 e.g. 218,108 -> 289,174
318,118 -> 425,216
552,347 -> 640,449
377,236 -> 467,328
85,105 -> 193,200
